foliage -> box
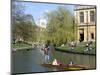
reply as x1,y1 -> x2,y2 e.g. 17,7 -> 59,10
46,6 -> 77,46
12,3 -> 77,46
12,1 -> 37,43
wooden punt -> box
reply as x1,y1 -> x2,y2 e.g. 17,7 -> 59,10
41,64 -> 88,70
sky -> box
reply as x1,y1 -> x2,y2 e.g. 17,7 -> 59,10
15,1 -> 75,24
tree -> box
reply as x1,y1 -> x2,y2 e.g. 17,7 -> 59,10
12,1 -> 37,43
12,14 -> 37,43
46,6 -> 77,46
12,1 -> 25,43
12,1 -> 25,25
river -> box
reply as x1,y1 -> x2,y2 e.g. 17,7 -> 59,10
12,46 -> 96,74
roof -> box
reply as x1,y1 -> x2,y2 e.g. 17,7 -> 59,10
74,5 -> 96,11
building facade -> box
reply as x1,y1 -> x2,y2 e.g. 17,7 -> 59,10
37,17 -> 47,29
75,5 -> 96,42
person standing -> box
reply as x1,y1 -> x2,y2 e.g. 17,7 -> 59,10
42,44 -> 50,64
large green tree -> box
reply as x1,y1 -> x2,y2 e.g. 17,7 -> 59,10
46,6 -> 77,46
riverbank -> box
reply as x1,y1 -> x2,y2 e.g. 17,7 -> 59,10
55,48 -> 95,55
12,47 -> 34,51
55,42 -> 96,55
11,42 -> 33,51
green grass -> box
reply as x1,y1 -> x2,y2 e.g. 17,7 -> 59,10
12,42 -> 32,48
56,42 -> 96,55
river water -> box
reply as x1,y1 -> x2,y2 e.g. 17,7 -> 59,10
12,46 -> 96,74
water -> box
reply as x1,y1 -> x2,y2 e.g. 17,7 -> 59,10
12,47 -> 96,74
12,49 -> 54,73
54,51 -> 96,68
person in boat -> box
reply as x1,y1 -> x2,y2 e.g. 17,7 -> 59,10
69,61 -> 74,65
41,44 -> 50,64
52,59 -> 61,66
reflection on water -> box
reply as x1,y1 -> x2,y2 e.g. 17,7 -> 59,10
12,48 -> 96,73
55,51 -> 96,68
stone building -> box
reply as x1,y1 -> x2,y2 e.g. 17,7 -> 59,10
74,5 -> 96,42
36,17 -> 47,43
37,17 -> 47,29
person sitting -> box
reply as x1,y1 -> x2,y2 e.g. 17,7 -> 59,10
70,41 -> 75,50
84,41 -> 93,51
52,59 -> 61,66
69,61 -> 74,65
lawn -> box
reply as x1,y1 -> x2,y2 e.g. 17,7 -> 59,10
56,42 -> 96,55
11,42 -> 32,49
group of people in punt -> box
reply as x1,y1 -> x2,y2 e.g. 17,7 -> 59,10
41,44 -> 74,66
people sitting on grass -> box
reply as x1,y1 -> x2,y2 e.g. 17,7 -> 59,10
84,41 -> 93,52
69,40 -> 76,50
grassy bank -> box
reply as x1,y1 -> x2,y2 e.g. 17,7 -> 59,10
55,42 -> 96,55
11,42 -> 32,49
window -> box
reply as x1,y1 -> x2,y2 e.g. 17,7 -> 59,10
90,11 -> 95,22
91,33 -> 94,39
80,12 -> 84,23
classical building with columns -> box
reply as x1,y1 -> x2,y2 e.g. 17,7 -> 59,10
74,5 -> 96,42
